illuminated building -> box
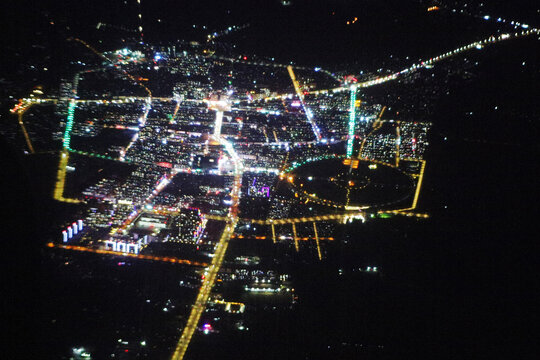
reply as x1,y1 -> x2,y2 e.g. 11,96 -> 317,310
207,93 -> 231,138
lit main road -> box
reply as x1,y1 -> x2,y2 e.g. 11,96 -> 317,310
46,242 -> 208,267
171,135 -> 243,360
260,28 -> 540,101
204,209 -> 429,225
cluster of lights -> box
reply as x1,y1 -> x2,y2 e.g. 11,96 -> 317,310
72,347 -> 91,359
445,4 -> 534,31
104,239 -> 143,254
346,17 -> 358,25
206,24 -> 249,41
9,98 -> 54,114
244,286 -> 281,293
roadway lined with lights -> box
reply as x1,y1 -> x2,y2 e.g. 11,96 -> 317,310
210,54 -> 341,82
46,242 -> 208,266
261,28 -> 540,101
171,135 -> 243,360
9,98 -> 42,153
287,65 -> 322,142
50,39 -> 154,204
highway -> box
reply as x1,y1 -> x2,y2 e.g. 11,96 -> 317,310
260,28 -> 540,101
170,135 -> 243,360
46,242 -> 208,267
204,209 -> 429,225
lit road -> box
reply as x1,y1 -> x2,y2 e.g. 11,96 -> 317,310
260,28 -> 540,101
170,135 -> 243,360
46,242 -> 208,267
204,209 -> 428,225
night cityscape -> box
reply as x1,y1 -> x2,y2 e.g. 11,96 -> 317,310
1,1 -> 538,359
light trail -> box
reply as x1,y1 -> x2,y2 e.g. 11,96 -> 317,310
46,242 -> 208,266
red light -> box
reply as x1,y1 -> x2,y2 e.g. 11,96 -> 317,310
124,349 -> 129,353
243,56 -> 247,60
156,162 -> 173,168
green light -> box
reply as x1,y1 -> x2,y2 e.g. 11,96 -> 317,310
62,100 -> 77,150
